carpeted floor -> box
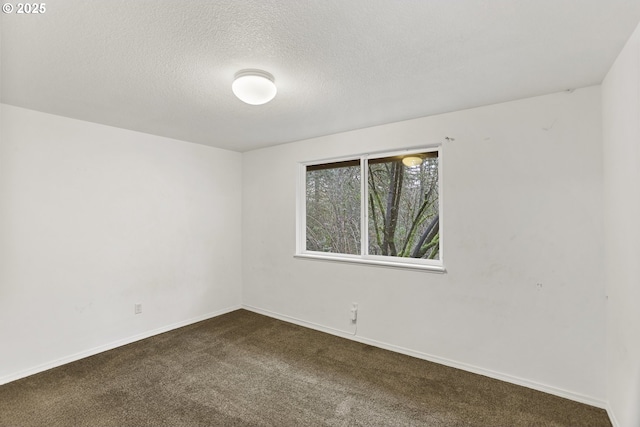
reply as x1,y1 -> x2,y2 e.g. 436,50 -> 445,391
0,309 -> 611,426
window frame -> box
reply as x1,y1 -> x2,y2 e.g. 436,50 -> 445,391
296,145 -> 445,273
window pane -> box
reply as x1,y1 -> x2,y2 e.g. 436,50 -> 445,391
306,162 -> 361,255
367,153 -> 439,259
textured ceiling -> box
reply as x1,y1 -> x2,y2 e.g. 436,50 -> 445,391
2,1 -> 640,152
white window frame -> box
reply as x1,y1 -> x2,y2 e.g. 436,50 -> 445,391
296,145 -> 445,273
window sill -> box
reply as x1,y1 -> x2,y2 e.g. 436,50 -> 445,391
294,253 -> 446,273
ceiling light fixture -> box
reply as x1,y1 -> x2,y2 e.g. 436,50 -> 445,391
232,69 -> 277,105
402,156 -> 423,167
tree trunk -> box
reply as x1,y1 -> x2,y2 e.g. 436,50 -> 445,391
382,162 -> 403,256
411,214 -> 439,258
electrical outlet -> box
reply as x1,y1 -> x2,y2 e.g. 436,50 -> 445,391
134,303 -> 142,315
350,303 -> 358,322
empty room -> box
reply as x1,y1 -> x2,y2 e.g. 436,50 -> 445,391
1,1 -> 639,426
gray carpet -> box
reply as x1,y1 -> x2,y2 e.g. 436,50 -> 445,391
0,309 -> 611,426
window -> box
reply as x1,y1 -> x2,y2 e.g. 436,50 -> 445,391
297,147 -> 443,271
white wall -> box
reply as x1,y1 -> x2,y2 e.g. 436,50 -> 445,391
603,21 -> 640,427
0,104 -> 242,383
242,87 -> 606,405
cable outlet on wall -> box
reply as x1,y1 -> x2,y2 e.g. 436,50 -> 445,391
350,303 -> 358,322
134,303 -> 142,315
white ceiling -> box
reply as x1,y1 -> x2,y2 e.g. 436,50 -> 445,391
2,1 -> 640,152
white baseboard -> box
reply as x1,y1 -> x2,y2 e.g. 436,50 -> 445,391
606,403 -> 620,427
242,304 -> 608,411
0,305 -> 242,386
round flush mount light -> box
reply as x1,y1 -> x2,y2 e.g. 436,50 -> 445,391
402,156 -> 423,167
232,69 -> 277,105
